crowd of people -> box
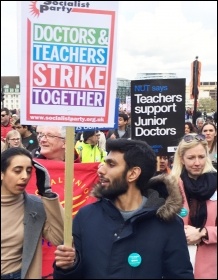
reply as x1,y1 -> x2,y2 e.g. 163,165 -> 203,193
1,106 -> 217,279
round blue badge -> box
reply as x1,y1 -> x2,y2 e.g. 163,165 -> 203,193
128,253 -> 142,267
29,140 -> 34,144
179,207 -> 188,217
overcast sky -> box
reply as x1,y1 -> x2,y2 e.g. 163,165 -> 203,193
1,1 -> 217,84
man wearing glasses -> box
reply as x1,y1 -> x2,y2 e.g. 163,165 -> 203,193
34,126 -> 80,162
1,107 -> 13,142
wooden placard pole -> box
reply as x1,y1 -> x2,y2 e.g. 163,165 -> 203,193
156,156 -> 160,172
64,126 -> 75,246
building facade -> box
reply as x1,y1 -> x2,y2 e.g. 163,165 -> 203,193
136,73 -> 177,80
1,76 -> 217,112
116,75 -> 217,111
1,76 -> 20,110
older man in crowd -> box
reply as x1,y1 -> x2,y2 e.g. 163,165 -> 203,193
195,117 -> 205,134
34,125 -> 80,162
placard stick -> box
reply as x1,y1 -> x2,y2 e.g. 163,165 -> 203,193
156,156 -> 160,172
64,126 -> 75,246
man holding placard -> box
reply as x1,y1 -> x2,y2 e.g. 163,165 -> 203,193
53,139 -> 193,279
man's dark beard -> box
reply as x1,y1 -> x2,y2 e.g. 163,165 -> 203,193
92,172 -> 128,200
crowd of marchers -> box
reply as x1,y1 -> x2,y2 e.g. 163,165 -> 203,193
1,106 -> 217,279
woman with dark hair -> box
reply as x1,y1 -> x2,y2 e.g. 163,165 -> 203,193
1,147 -> 64,279
184,122 -> 196,134
201,121 -> 217,168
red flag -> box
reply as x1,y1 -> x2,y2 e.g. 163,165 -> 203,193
26,159 -> 99,279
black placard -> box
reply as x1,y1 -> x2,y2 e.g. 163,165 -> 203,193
131,78 -> 185,155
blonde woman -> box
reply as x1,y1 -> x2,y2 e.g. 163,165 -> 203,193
1,130 -> 24,152
171,133 -> 217,279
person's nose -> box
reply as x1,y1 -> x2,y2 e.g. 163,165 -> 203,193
21,170 -> 29,180
194,158 -> 200,165
39,134 -> 48,142
98,163 -> 105,174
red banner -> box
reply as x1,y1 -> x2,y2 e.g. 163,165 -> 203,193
26,159 -> 99,279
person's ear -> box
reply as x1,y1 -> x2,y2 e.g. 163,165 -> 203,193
127,167 -> 141,183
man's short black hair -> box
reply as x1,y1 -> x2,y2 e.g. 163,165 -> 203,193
1,107 -> 10,115
118,113 -> 129,122
14,119 -> 32,131
106,138 -> 156,191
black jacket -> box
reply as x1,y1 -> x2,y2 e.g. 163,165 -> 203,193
106,127 -> 131,140
53,174 -> 194,279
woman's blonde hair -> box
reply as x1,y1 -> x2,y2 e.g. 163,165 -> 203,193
1,141 -> 5,153
1,130 -> 24,152
171,133 -> 217,181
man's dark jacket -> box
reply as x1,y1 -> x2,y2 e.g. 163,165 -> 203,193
54,174 -> 194,279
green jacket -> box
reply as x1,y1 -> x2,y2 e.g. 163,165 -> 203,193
75,141 -> 106,163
